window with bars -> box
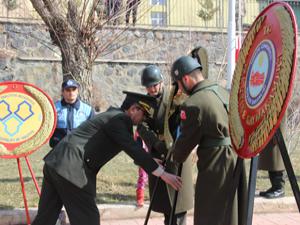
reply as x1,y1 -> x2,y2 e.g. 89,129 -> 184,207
151,11 -> 167,26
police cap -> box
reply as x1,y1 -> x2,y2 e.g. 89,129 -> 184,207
171,56 -> 202,82
121,91 -> 156,118
62,79 -> 79,89
141,65 -> 163,87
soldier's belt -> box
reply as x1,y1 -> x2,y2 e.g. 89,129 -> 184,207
200,137 -> 231,148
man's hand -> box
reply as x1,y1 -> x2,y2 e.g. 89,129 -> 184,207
160,171 -> 182,191
153,158 -> 163,166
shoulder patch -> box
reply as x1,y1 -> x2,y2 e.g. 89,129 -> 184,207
180,110 -> 187,120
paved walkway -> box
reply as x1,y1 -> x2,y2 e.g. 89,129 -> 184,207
1,197 -> 299,225
101,212 -> 300,225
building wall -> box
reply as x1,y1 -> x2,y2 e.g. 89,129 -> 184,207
0,0 -> 263,28
0,22 -> 231,110
0,0 -> 38,19
117,0 -> 261,28
1,1 -> 299,29
0,22 -> 299,112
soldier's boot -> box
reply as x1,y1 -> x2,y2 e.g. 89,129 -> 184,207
260,171 -> 285,199
136,188 -> 144,207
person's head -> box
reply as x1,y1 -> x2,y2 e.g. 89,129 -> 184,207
121,91 -> 156,125
171,56 -> 203,95
141,65 -> 164,97
61,79 -> 79,104
126,103 -> 147,125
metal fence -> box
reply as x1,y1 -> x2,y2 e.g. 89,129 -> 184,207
0,0 -> 40,21
0,0 -> 299,30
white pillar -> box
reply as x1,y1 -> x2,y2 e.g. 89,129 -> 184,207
226,0 -> 236,90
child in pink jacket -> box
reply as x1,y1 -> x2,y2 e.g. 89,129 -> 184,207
134,131 -> 148,207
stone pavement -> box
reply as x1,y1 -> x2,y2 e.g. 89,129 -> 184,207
0,196 -> 299,225
101,212 -> 300,225
98,197 -> 300,225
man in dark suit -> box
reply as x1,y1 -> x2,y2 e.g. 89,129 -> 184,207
31,91 -> 182,225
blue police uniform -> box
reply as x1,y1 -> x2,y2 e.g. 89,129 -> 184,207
50,99 -> 94,147
49,79 -> 95,147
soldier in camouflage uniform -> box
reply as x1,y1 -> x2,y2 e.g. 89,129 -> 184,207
137,65 -> 193,225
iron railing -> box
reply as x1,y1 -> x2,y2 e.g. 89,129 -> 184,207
0,0 -> 299,31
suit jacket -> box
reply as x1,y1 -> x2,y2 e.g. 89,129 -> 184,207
44,107 -> 158,195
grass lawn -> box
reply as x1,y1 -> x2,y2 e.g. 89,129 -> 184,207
0,143 -> 299,209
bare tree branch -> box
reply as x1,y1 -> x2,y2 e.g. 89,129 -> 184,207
67,1 -> 80,33
27,0 -> 158,103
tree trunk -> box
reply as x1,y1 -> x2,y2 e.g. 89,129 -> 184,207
60,38 -> 93,103
29,0 -> 94,104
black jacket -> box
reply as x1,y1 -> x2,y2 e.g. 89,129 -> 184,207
44,107 -> 158,194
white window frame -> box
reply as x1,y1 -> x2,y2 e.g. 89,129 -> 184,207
151,11 -> 167,26
150,0 -> 166,6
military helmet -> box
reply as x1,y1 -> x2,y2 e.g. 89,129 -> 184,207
171,56 -> 202,82
141,65 -> 163,87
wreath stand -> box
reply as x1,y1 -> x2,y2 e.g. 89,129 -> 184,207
16,156 -> 41,224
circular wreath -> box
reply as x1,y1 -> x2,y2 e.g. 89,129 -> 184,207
229,2 -> 297,158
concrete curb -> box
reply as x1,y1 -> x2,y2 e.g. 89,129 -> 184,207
0,197 -> 298,225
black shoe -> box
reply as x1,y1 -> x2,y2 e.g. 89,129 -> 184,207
259,187 -> 272,197
259,187 -> 284,199
265,188 -> 285,199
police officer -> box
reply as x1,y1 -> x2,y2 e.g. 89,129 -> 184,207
31,91 -> 182,225
258,119 -> 286,199
137,65 -> 193,225
49,79 -> 94,148
170,55 -> 245,225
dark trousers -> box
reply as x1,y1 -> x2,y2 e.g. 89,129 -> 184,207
32,165 -> 99,225
107,0 -> 121,25
269,170 -> 285,189
164,211 -> 187,225
125,0 -> 140,25
107,0 -> 121,16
